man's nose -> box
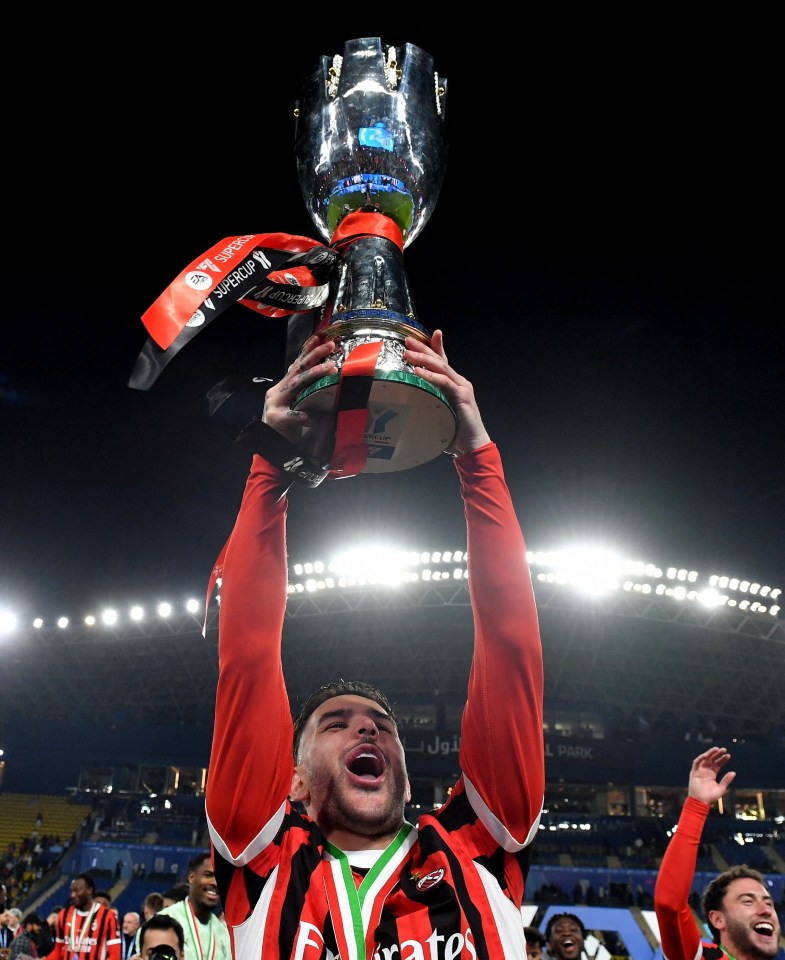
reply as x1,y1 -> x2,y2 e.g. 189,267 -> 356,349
357,717 -> 379,736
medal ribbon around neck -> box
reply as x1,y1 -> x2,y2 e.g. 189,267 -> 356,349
185,900 -> 216,960
69,904 -> 98,956
322,823 -> 416,960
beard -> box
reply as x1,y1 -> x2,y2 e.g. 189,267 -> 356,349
316,770 -> 408,840
723,916 -> 780,960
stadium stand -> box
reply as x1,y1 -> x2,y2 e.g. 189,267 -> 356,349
2,565 -> 784,957
0,793 -> 91,856
2,793 -> 784,960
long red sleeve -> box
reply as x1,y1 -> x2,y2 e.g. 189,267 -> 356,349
455,442 -> 545,846
655,796 -> 710,960
205,455 -> 294,860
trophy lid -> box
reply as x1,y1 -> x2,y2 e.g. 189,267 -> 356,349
294,37 -> 448,248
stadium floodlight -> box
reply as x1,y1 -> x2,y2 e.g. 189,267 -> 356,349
698,588 -> 721,608
329,546 -> 413,586
101,608 -> 118,626
6,540 -> 783,634
541,545 -> 624,596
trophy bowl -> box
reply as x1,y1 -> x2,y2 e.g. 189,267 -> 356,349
294,36 -> 448,247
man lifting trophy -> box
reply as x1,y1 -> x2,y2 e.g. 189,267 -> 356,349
130,37 -> 454,480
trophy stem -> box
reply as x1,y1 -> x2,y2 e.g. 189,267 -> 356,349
317,211 -> 430,344
292,211 -> 456,475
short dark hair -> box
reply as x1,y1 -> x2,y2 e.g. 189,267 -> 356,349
525,926 -> 546,947
702,865 -> 768,942
292,680 -> 396,762
94,891 -> 112,903
187,852 -> 211,874
23,914 -> 44,927
74,873 -> 96,894
143,893 -> 164,913
138,914 -> 184,953
545,913 -> 587,942
162,883 -> 189,903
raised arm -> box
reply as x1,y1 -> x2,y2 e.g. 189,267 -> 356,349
206,338 -> 337,861
655,747 -> 736,960
405,332 -> 545,845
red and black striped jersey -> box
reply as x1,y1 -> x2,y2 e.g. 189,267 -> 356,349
46,903 -> 120,960
206,444 -> 545,959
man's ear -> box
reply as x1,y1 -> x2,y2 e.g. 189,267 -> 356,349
290,766 -> 309,804
708,909 -> 726,934
404,778 -> 412,804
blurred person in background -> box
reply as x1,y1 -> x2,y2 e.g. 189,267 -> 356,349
134,914 -> 184,960
0,909 -> 14,960
44,872 -> 120,960
523,927 -> 545,960
160,888 -> 187,910
140,896 -> 162,925
93,895 -> 117,923
36,915 -> 58,958
546,913 -> 587,960
526,925 -> 547,960
119,914 -> 139,960
156,855 -> 229,960
1,908 -> 14,954
9,913 -> 43,960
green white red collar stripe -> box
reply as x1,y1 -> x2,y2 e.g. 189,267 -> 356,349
323,823 -> 416,960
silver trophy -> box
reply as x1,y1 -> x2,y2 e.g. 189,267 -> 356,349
292,37 -> 455,476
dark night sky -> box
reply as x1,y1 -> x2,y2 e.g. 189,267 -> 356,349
2,22 -> 782,621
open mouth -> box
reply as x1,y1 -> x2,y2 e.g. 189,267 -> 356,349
346,744 -> 386,784
752,922 -> 774,937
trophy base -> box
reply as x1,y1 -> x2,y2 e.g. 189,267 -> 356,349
293,367 -> 456,474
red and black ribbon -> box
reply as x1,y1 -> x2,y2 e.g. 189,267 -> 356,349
128,234 -> 338,391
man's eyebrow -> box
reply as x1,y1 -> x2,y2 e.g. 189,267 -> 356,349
317,706 -> 394,724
